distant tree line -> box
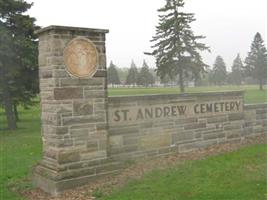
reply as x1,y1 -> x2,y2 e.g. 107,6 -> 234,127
198,32 -> 267,89
108,31 -> 267,89
107,60 -> 155,87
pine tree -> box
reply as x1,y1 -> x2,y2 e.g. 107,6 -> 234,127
230,54 -> 243,85
0,0 -> 38,130
245,33 -> 267,90
125,60 -> 138,85
137,60 -> 154,87
107,61 -> 121,85
150,0 -> 209,92
210,56 -> 227,86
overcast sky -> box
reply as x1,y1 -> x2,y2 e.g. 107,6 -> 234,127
27,0 -> 267,71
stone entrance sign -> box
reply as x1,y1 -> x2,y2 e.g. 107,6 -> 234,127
64,37 -> 98,78
33,25 -> 267,196
33,26 -> 115,196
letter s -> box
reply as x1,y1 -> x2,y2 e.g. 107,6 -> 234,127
114,110 -> 120,122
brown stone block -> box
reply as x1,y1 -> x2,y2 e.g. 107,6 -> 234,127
70,129 -> 89,138
47,56 -> 64,66
54,70 -> 70,78
60,167 -> 96,179
96,162 -> 122,174
109,126 -> 139,136
203,132 -> 225,140
41,113 -> 61,126
54,88 -> 83,100
80,150 -> 106,160
256,109 -> 267,114
58,151 -> 80,164
256,113 -> 267,120
86,140 -> 98,149
184,123 -> 206,130
224,123 -> 241,131
140,134 -> 171,149
84,90 -> 105,99
109,135 -> 123,147
109,145 -> 138,155
172,132 -> 195,143
60,78 -> 104,87
40,70 -> 53,79
228,113 -> 244,121
207,116 -> 228,123
57,139 -> 74,148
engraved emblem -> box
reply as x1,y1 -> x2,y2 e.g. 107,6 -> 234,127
64,37 -> 98,78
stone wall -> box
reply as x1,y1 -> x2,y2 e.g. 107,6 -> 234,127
108,92 -> 267,160
34,25 -> 267,196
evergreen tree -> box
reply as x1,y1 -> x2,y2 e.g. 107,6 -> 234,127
137,60 -> 154,87
160,74 -> 172,85
150,0 -> 209,92
125,60 -> 138,85
210,56 -> 227,86
245,32 -> 267,90
0,0 -> 39,130
230,54 -> 243,85
107,61 -> 121,85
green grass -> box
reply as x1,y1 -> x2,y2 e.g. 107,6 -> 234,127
101,144 -> 267,200
108,85 -> 267,104
0,106 -> 42,200
0,85 -> 266,199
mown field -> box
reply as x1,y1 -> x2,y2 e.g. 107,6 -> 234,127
0,85 -> 266,200
108,85 -> 267,104
101,144 -> 267,200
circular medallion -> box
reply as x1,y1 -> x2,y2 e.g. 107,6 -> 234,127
63,37 -> 98,78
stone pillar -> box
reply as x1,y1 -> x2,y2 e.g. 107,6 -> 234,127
33,26 -> 116,196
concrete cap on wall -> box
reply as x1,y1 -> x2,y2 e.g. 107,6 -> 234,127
34,25 -> 109,36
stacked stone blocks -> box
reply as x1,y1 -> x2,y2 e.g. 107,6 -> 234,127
33,26 -> 121,195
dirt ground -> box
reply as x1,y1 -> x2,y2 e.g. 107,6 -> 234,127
22,135 -> 267,200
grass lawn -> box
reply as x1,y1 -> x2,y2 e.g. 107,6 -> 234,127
0,105 -> 42,200
109,85 -> 267,104
0,85 -> 266,199
102,144 -> 267,200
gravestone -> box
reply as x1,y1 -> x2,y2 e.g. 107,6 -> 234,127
33,26 -> 118,195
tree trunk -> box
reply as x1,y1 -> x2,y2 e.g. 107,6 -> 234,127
13,103 -> 19,122
179,68 -> 185,93
3,87 -> 17,130
259,79 -> 263,90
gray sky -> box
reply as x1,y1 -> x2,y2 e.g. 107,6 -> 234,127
27,0 -> 267,71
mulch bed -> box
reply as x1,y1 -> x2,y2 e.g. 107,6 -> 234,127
22,135 -> 267,200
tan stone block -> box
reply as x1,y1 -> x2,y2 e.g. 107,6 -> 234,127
140,134 -> 171,149
109,136 -> 123,147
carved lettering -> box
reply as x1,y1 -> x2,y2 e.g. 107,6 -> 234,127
111,100 -> 243,123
